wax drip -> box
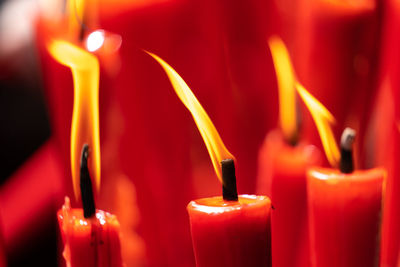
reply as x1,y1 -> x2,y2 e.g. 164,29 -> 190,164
80,144 -> 96,218
221,159 -> 238,201
339,128 -> 356,173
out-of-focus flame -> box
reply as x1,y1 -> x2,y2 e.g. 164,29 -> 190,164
268,36 -> 297,142
269,36 -> 340,167
67,0 -> 85,39
295,83 -> 340,167
146,51 -> 234,182
47,40 -> 101,199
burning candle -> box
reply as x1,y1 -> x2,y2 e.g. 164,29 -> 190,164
297,83 -> 385,267
47,40 -> 124,266
147,52 -> 272,267
257,36 -> 321,267
47,39 -> 101,200
58,145 -> 123,267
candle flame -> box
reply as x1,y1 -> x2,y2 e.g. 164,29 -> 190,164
296,83 -> 340,167
269,36 -> 340,167
67,0 -> 85,39
146,51 -> 234,182
268,36 -> 297,142
47,40 -> 101,199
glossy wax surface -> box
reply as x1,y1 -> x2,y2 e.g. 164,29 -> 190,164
57,198 -> 123,267
307,167 -> 385,267
187,194 -> 272,267
257,130 -> 321,267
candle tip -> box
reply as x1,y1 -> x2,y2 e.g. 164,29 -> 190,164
221,159 -> 238,201
339,128 -> 356,173
80,144 -> 96,218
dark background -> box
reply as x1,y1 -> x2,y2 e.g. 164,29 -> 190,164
0,0 -> 55,265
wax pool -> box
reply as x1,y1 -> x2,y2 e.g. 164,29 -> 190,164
57,197 -> 123,267
187,194 -> 272,267
307,167 -> 385,267
257,129 -> 321,267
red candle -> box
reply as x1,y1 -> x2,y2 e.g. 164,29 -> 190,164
187,195 -> 271,267
290,53 -> 385,266
58,144 -> 124,267
372,0 -> 400,265
307,167 -> 384,267
58,197 -> 123,267
257,130 -> 321,267
46,36 -> 125,266
257,37 -> 321,267
147,52 -> 272,267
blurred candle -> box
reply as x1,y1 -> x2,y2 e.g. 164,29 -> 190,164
372,0 -> 400,265
294,0 -> 380,164
258,130 -> 320,267
147,52 -> 272,267
257,36 -> 321,267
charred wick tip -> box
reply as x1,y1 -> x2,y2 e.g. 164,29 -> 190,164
339,128 -> 356,174
80,144 -> 96,218
221,159 -> 238,201
79,26 -> 85,42
287,132 -> 299,147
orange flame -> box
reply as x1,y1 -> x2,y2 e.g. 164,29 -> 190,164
269,36 -> 340,167
268,36 -> 297,142
295,83 -> 340,167
47,40 -> 101,199
66,0 -> 85,39
146,52 -> 234,182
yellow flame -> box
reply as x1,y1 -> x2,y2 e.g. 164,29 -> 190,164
269,36 -> 340,167
146,51 -> 234,182
268,36 -> 297,142
295,83 -> 340,167
47,40 -> 101,199
67,0 -> 85,39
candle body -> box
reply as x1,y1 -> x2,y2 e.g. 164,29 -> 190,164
187,195 -> 271,267
373,0 -> 400,265
294,0 -> 380,161
307,168 -> 384,267
257,130 -> 321,267
58,198 -> 123,267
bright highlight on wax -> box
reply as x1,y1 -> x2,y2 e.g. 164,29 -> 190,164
269,36 -> 297,143
47,40 -> 101,199
146,51 -> 234,182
